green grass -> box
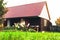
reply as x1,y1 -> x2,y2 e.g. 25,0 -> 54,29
0,31 -> 60,40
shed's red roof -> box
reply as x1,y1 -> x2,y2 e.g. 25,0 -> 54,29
3,2 -> 46,18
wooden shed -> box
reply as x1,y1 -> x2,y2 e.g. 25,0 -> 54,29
3,1 -> 52,31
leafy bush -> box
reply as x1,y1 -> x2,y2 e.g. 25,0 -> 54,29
4,26 -> 15,30
28,28 -> 36,32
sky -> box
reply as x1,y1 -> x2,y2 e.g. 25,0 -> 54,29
4,0 -> 60,25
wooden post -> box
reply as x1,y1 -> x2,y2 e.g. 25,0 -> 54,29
41,18 -> 44,31
7,20 -> 10,27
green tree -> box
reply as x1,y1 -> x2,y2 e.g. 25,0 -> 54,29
0,0 -> 7,27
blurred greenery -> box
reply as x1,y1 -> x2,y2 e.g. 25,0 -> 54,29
0,0 -> 7,27
0,0 -> 7,17
0,31 -> 60,40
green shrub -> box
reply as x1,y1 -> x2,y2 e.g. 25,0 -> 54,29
28,28 -> 36,32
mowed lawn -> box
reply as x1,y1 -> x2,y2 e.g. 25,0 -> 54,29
0,31 -> 60,40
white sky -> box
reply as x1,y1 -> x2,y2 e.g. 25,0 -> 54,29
4,0 -> 60,25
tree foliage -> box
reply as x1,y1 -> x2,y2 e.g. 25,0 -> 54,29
55,17 -> 60,26
0,0 -> 7,27
0,0 -> 7,17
